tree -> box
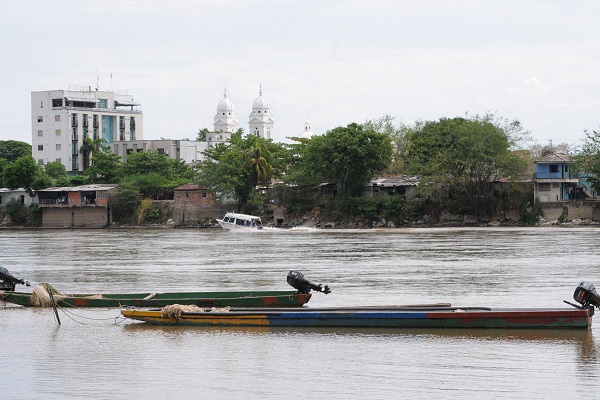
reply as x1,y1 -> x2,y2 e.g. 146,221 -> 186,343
198,132 -> 284,211
0,141 -> 31,163
573,127 -> 600,192
85,146 -> 123,183
402,114 -> 529,221
120,150 -> 193,196
197,128 -> 210,141
80,138 -> 104,171
244,143 -> 274,187
44,161 -> 70,186
2,156 -> 37,194
364,114 -> 410,175
301,123 -> 393,196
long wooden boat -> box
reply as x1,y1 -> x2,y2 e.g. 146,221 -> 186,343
0,270 -> 330,308
121,306 -> 594,329
0,289 -> 311,308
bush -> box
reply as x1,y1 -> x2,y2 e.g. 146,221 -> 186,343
110,185 -> 140,224
25,203 -> 42,226
519,198 -> 543,226
4,198 -> 27,225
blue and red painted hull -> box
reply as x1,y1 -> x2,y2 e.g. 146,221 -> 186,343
122,307 -> 593,329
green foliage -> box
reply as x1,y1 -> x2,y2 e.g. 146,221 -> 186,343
245,144 -> 274,186
0,158 -> 7,187
31,168 -> 53,190
44,161 -> 68,181
121,151 -> 193,187
198,132 -> 284,210
519,198 -> 543,226
80,138 -> 104,171
301,123 -> 393,196
402,114 -> 529,221
110,184 -> 140,224
573,127 -> 600,192
197,128 -> 210,141
2,156 -> 37,193
120,173 -> 166,198
363,114 -> 409,175
69,175 -> 89,186
137,199 -> 153,224
0,141 -> 31,163
4,198 -> 27,225
85,146 -> 123,183
122,151 -> 171,177
26,203 -> 42,226
240,191 -> 267,216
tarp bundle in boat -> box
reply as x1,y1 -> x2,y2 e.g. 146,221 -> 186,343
161,304 -> 230,320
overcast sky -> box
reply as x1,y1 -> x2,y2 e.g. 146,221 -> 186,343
1,0 -> 599,149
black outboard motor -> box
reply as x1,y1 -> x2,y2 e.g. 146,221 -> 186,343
573,281 -> 600,309
287,271 -> 331,294
0,267 -> 30,292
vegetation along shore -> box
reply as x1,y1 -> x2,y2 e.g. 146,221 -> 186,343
2,114 -> 600,228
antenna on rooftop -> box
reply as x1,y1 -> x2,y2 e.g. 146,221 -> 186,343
95,68 -> 99,91
110,72 -> 113,92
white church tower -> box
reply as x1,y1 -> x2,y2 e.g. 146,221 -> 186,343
248,85 -> 274,139
213,88 -> 239,136
301,117 -> 315,139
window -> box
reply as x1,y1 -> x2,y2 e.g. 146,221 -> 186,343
37,116 -> 43,122
55,129 -> 61,136
38,159 -> 43,165
38,145 -> 43,151
201,191 -> 207,198
56,158 -> 61,164
549,165 -> 559,173
37,130 -> 43,137
539,183 -> 551,192
55,115 -> 61,122
56,144 -> 61,151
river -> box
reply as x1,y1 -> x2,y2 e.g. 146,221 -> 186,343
1,227 -> 599,399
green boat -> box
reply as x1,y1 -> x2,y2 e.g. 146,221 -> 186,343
0,270 -> 330,308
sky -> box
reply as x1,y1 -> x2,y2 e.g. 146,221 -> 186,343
1,0 -> 599,149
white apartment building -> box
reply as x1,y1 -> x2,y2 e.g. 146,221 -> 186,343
111,139 -> 209,166
31,87 -> 143,174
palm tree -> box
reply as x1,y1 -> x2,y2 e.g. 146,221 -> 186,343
244,144 -> 273,187
80,138 -> 105,171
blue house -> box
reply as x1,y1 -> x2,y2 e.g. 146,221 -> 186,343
533,152 -> 596,202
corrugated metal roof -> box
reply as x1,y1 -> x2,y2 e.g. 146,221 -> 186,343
174,184 -> 201,191
536,152 -> 572,163
36,184 -> 118,192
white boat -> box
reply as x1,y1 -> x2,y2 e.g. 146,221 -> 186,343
216,212 -> 263,230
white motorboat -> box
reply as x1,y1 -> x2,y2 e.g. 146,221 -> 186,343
216,212 -> 263,230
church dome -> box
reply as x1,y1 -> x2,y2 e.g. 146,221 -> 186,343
217,96 -> 235,112
252,86 -> 270,110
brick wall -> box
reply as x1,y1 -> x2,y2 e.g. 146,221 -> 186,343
42,207 -> 110,227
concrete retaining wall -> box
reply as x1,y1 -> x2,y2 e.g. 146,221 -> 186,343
42,207 -> 109,227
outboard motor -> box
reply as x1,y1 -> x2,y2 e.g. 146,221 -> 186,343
287,271 -> 331,294
0,267 -> 30,292
573,281 -> 600,309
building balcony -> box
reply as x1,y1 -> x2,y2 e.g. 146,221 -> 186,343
534,173 -> 578,182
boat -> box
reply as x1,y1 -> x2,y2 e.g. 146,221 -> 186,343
0,270 -> 330,308
216,212 -> 263,230
121,282 -> 600,330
